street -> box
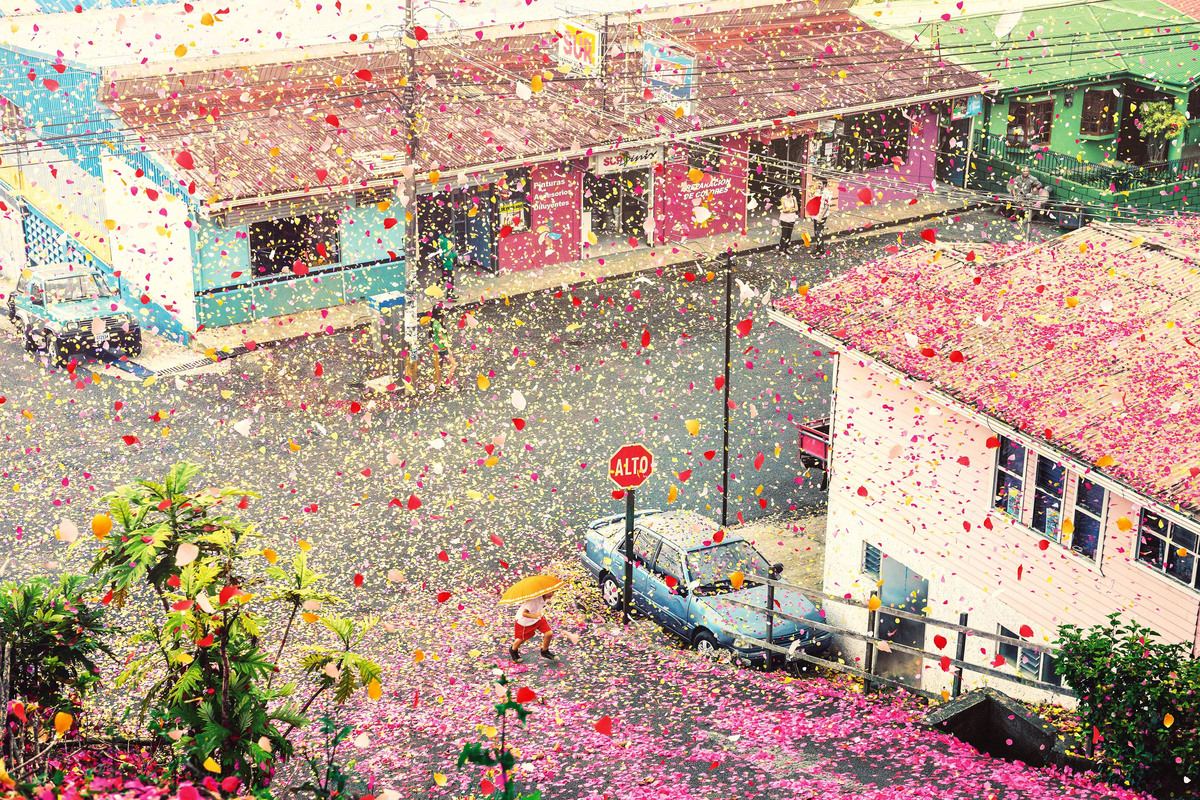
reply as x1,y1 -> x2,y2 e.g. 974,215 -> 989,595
0,209 -> 1111,798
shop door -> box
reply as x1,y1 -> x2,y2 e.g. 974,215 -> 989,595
618,169 -> 648,241
465,194 -> 495,273
874,556 -> 929,689
936,119 -> 971,187
583,172 -> 621,240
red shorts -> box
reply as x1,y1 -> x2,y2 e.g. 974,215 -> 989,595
514,617 -> 550,642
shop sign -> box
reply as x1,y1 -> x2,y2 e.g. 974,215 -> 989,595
591,146 -> 662,175
950,94 -> 983,121
556,22 -> 602,77
643,39 -> 696,113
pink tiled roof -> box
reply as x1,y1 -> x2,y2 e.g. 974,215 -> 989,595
773,221 -> 1200,515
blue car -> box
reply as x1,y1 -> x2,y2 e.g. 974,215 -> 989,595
581,509 -> 831,666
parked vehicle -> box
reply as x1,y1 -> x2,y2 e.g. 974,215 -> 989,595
581,509 -> 831,667
7,264 -> 141,366
798,417 -> 831,491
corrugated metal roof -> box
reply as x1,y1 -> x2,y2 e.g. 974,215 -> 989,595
105,3 -> 984,206
772,220 -> 1200,516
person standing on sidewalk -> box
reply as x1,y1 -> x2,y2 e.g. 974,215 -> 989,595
428,306 -> 456,388
777,189 -> 799,253
812,178 -> 833,255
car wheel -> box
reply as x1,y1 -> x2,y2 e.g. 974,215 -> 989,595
21,322 -> 35,353
693,630 -> 723,660
48,334 -> 66,367
599,573 -> 622,611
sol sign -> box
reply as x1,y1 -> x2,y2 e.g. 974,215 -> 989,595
609,444 -> 654,489
556,22 -> 601,77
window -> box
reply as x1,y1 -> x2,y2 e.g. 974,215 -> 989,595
1080,89 -> 1115,136
993,436 -> 1026,518
999,626 -> 1062,686
687,136 -> 723,174
249,214 -> 340,276
1031,456 -> 1066,539
1138,511 -> 1200,588
1006,99 -> 1054,147
1070,479 -> 1106,558
837,108 -> 909,172
862,542 -> 882,579
656,545 -> 686,586
633,529 -> 660,567
494,168 -> 531,232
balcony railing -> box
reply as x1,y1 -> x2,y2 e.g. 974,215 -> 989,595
973,132 -> 1200,190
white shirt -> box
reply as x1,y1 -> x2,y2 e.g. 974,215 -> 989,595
515,596 -> 546,625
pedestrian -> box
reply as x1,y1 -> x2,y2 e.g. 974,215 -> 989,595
510,590 -> 557,662
777,189 -> 799,253
428,306 -> 456,387
1009,165 -> 1045,238
812,178 -> 833,255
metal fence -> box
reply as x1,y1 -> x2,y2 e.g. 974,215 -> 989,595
973,132 -> 1200,190
727,576 -> 1075,702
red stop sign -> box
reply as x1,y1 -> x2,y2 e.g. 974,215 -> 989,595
609,444 -> 654,489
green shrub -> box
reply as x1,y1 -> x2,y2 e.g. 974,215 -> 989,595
0,574 -> 113,715
76,462 -> 380,790
1055,613 -> 1199,793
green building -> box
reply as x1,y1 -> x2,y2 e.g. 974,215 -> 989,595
865,0 -> 1200,219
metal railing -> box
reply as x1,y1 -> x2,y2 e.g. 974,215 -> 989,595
973,132 -> 1200,190
729,576 -> 1075,701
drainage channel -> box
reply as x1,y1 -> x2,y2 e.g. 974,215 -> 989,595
154,345 -> 251,377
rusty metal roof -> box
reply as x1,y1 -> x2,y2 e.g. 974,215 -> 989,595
104,3 -> 984,207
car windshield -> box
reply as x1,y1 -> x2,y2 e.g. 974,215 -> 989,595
686,541 -> 770,592
44,275 -> 112,304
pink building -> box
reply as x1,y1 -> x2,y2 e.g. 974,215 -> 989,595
771,222 -> 1200,702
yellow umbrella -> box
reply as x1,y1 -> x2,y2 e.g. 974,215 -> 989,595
499,574 -> 565,606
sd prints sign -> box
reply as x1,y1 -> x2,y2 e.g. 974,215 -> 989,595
591,146 -> 661,175
556,22 -> 601,77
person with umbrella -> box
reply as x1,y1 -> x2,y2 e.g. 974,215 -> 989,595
502,574 -> 565,662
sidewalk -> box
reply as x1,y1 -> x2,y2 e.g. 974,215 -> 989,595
189,194 -> 977,357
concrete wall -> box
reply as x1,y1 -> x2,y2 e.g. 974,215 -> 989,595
821,357 -> 1200,702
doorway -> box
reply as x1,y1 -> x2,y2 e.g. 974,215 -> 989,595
748,135 -> 807,216
936,118 -> 972,187
875,555 -> 929,688
583,169 -> 650,246
1117,84 -> 1172,164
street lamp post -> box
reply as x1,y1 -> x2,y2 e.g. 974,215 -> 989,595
719,250 -> 734,528
401,0 -> 420,392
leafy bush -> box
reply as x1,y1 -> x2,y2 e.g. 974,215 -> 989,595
295,714 -> 360,800
77,462 -> 380,790
0,574 -> 113,714
1055,613 -> 1199,793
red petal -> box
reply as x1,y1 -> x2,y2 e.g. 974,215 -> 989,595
354,69 -> 372,81
957,456 -> 970,466
437,591 -> 452,603
218,585 -> 239,605
437,550 -> 449,562
513,418 -> 526,430
175,151 -> 195,170
594,715 -> 613,736
920,229 -> 936,243
857,486 -> 868,497
754,452 -> 765,471
407,494 -> 421,510
640,329 -> 650,348
857,187 -> 872,205
933,635 -> 948,650
736,318 -> 752,337
121,435 -> 140,446
414,25 -> 429,40
325,114 -> 340,127
1019,624 -> 1034,638
354,574 -> 364,587
677,469 -> 692,482
516,687 -> 537,703
315,362 -> 324,376
383,218 -> 398,229
703,450 -> 716,460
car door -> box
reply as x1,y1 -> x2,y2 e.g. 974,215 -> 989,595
645,543 -> 690,635
8,272 -> 26,319
630,528 -> 661,614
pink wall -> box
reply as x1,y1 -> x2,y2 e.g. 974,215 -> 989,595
830,106 -> 941,210
654,134 -> 748,243
497,160 -> 582,273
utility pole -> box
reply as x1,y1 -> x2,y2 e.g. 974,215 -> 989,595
402,0 -> 420,391
601,14 -> 609,113
719,250 -> 733,528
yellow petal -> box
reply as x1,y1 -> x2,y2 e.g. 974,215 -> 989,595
668,485 -> 678,504
1117,517 -> 1133,532
200,12 -> 214,25
54,712 -> 73,736
1165,713 -> 1175,728
729,571 -> 744,590
1096,455 -> 1115,467
203,757 -> 221,773
687,167 -> 704,183
413,649 -> 425,663
433,773 -> 448,787
175,44 -> 188,57
685,419 -> 700,436
868,595 -> 882,611
302,612 -> 320,623
674,106 -> 685,119
428,170 -> 441,185
1131,236 -> 1144,247
298,540 -> 312,551
531,75 -> 544,92
484,456 -> 499,467
262,548 -> 278,564
477,374 -> 491,390
177,652 -> 194,665
368,679 -> 382,700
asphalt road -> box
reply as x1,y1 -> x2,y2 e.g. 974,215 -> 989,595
0,207 -> 1050,594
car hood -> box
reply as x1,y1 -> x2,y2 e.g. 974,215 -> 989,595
47,299 -> 131,323
696,584 -> 822,639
